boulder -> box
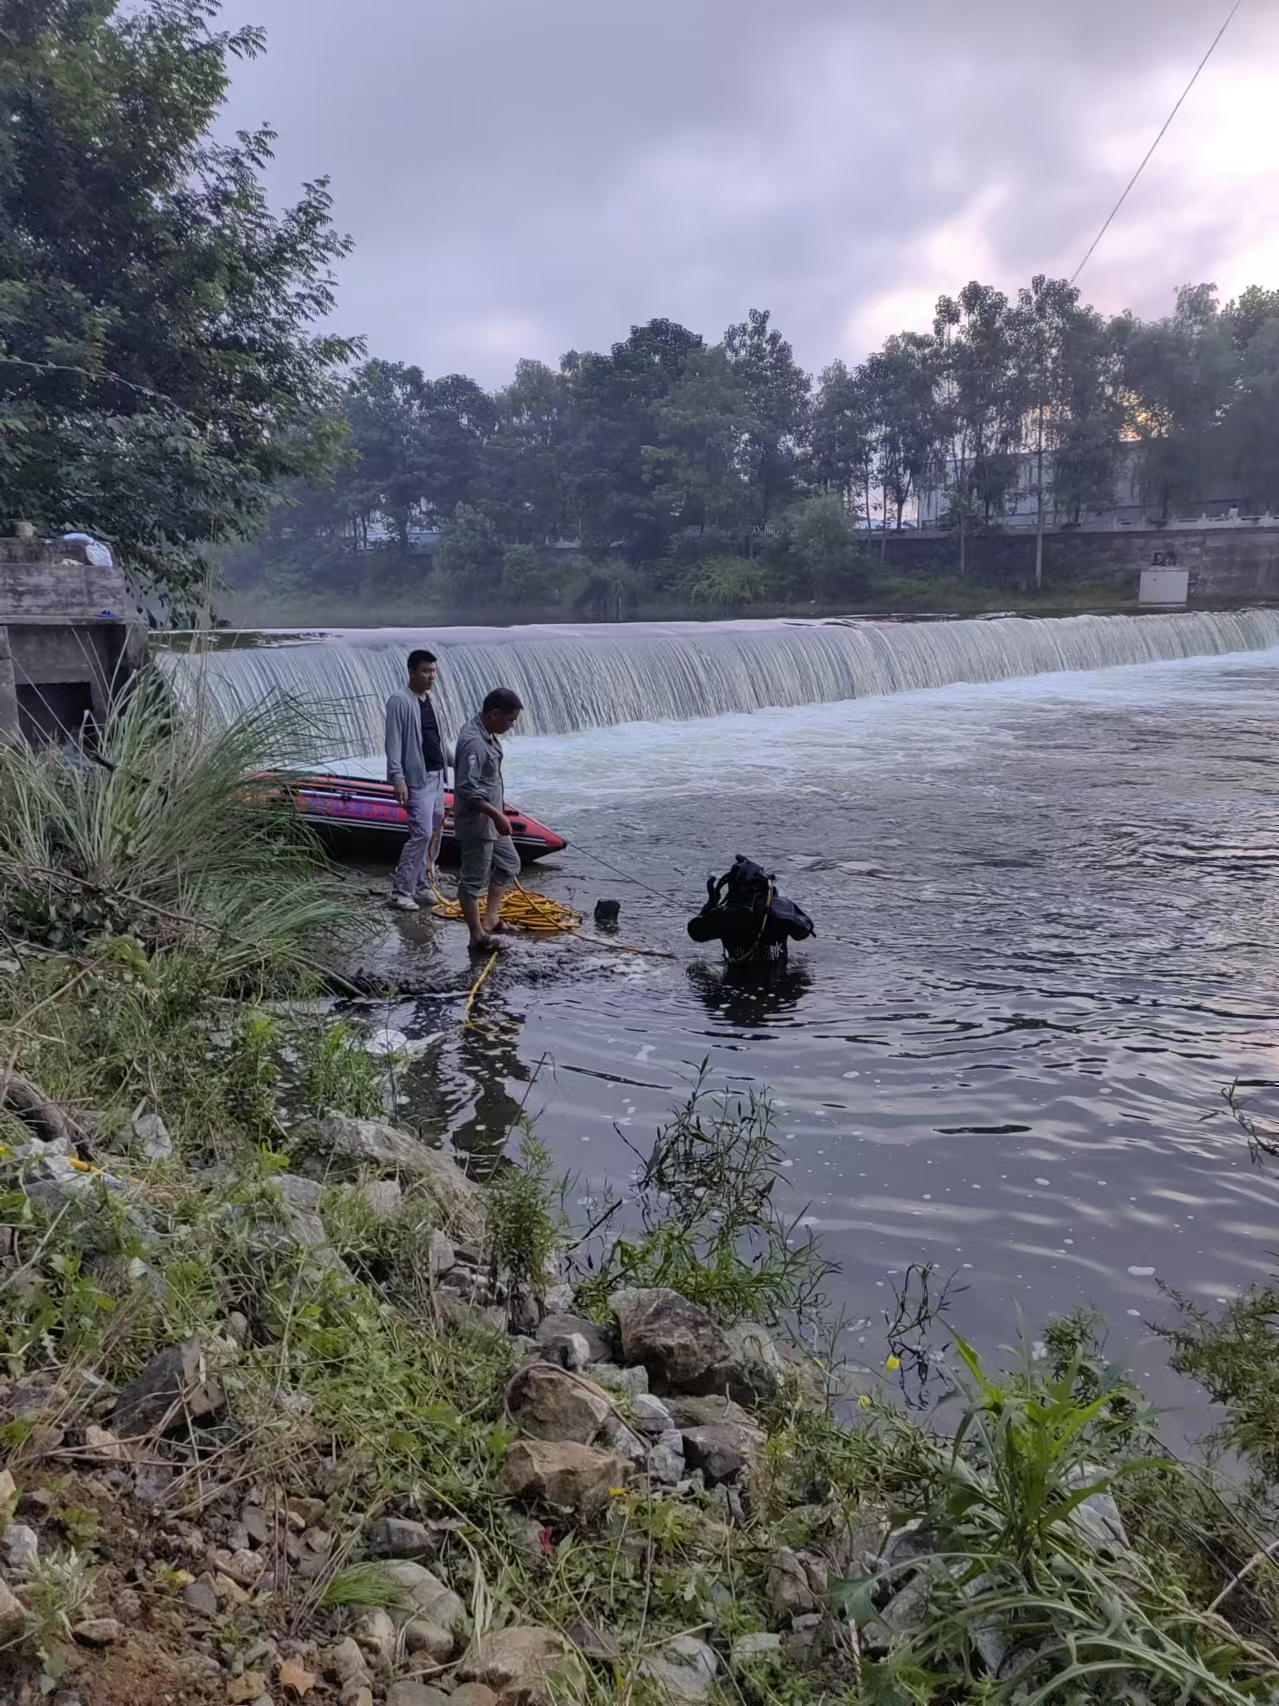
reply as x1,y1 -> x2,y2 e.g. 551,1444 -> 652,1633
361,1178 -> 403,1216
73,1617 -> 122,1645
504,1363 -> 611,1445
635,1634 -> 719,1702
585,1363 -> 648,1399
182,1573 -> 220,1618
646,1431 -> 685,1487
323,1636 -> 371,1685
353,1609 -> 396,1667
427,1230 -> 455,1276
679,1420 -> 766,1486
456,1626 -> 583,1701
403,1619 -> 456,1662
450,1689 -> 499,1706
0,1574 -> 27,1639
367,1517 -> 435,1559
539,1331 -> 591,1372
388,1686 -> 452,1706
631,1393 -> 675,1436
721,1320 -> 785,1405
2,1522 -> 38,1570
295,1117 -> 484,1233
129,1112 -> 174,1161
379,1562 -> 466,1635
766,1547 -> 819,1618
609,1289 -> 731,1393
661,1393 -> 755,1430
534,1313 -> 615,1366
599,1413 -> 647,1468
499,1439 -> 630,1518
731,1632 -> 783,1666
112,1338 -> 224,1437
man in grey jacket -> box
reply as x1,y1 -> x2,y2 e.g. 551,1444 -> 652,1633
385,648 -> 450,911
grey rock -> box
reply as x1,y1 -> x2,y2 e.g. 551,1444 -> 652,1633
182,1574 -> 220,1618
427,1230 -> 454,1275
352,1609 -> 395,1666
646,1430 -> 685,1486
403,1617 -> 455,1662
296,1116 -> 485,1233
504,1362 -> 611,1445
129,1113 -> 173,1161
2,1523 -> 38,1570
449,1686 -> 499,1706
379,1561 -> 467,1635
679,1420 -> 766,1486
660,1393 -> 755,1430
456,1626 -> 583,1697
766,1547 -> 819,1618
1065,1466 -> 1129,1552
0,1574 -> 27,1639
585,1361 -> 648,1399
631,1392 -> 675,1436
112,1338 -> 224,1437
72,1617 -> 122,1646
367,1517 -> 435,1558
543,1282 -> 575,1313
500,1438 -> 631,1518
609,1287 -> 731,1392
387,1687 -> 451,1706
277,1174 -> 324,1212
599,1413 -> 647,1467
361,1178 -> 403,1216
721,1319 -> 785,1405
324,1635 -> 371,1684
636,1634 -> 719,1702
535,1312 -> 614,1365
731,1632 -> 783,1666
541,1331 -> 592,1372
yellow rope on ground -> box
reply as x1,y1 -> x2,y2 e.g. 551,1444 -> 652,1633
430,876 -> 678,960
430,879 -> 582,934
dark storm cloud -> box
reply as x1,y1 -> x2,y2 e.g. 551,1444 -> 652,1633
216,0 -> 1278,385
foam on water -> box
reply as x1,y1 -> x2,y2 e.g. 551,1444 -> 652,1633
159,608 -> 1279,751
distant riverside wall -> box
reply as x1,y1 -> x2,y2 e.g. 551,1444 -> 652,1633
877,526 -> 1279,602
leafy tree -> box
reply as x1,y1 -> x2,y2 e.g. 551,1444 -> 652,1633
0,0 -> 354,614
500,542 -> 546,598
771,494 -> 863,600
861,332 -> 938,543
435,503 -> 501,585
810,359 -> 872,526
481,359 -> 573,545
724,308 -> 811,534
1119,283 -> 1238,522
645,344 -> 753,537
564,318 -> 704,560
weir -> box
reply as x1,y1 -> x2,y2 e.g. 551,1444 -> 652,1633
159,609 -> 1279,752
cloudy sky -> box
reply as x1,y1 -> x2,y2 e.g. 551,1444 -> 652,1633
216,0 -> 1279,388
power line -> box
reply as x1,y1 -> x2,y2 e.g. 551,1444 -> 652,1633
1071,0 -> 1245,287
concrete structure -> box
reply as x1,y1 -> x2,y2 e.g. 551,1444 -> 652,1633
0,537 -> 146,746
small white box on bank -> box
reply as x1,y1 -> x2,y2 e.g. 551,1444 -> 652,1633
1139,567 -> 1189,605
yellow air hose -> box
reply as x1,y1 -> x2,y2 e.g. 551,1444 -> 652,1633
428,877 -> 675,959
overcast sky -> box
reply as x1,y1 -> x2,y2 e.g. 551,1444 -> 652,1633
216,0 -> 1279,389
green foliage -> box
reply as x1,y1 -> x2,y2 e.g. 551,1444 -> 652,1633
576,1079 -> 837,1326
1156,1284 -> 1279,1485
294,1016 -> 385,1120
501,542 -> 548,598
318,1562 -> 406,1612
0,0 -> 356,614
772,494 -> 865,599
13,1546 -> 94,1661
682,555 -> 777,607
485,1131 -> 563,1306
435,502 -> 503,584
0,670 -> 350,987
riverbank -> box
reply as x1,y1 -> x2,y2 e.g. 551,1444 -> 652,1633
3,681 -> 1279,1705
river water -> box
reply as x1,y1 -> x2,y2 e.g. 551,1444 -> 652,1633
168,618 -> 1279,1415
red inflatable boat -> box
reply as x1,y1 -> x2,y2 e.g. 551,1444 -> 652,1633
255,760 -> 566,865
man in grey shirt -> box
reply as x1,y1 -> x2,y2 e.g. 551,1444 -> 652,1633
453,686 -> 523,949
385,648 -> 450,911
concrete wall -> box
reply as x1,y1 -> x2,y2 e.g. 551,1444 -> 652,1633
876,525 -> 1279,602
0,540 -> 146,742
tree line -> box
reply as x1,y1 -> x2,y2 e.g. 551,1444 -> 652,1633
3,4 -> 1278,619
236,277 -> 1279,612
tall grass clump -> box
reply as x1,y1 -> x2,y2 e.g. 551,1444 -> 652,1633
575,1073 -> 837,1326
0,667 -> 349,988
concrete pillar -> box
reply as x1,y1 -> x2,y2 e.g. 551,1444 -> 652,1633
0,626 -> 18,737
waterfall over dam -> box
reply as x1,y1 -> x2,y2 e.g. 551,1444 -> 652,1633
159,609 -> 1279,753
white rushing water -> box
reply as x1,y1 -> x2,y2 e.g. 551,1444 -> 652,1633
160,608 -> 1279,750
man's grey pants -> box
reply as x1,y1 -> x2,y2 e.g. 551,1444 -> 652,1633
391,774 -> 446,897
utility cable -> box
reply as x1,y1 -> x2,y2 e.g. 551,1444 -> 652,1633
1071,0 -> 1244,286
